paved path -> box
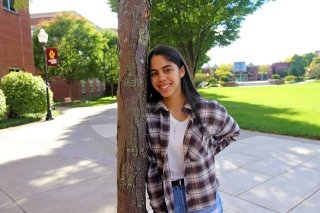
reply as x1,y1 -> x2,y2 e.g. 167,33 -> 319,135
0,105 -> 319,213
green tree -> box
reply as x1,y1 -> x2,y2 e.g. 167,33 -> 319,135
287,54 -> 309,77
258,64 -> 270,80
303,52 -> 316,64
32,12 -> 105,99
215,63 -> 233,80
100,30 -> 119,97
109,0 -> 270,77
13,0 -> 28,10
306,56 -> 320,79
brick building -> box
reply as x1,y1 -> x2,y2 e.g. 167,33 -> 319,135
271,62 -> 289,77
247,65 -> 259,81
0,0 -> 35,77
30,11 -> 106,101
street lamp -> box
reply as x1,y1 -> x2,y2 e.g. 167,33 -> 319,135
38,29 -> 53,121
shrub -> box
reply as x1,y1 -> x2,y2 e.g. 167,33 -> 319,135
219,75 -> 229,82
218,81 -> 225,87
194,73 -> 209,87
272,74 -> 281,79
0,89 -> 6,118
0,71 -> 53,118
208,78 -> 219,87
296,76 -> 304,82
285,75 -> 297,83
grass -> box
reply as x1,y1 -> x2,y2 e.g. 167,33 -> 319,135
198,81 -> 320,140
0,110 -> 61,129
0,115 -> 42,129
56,96 -> 117,107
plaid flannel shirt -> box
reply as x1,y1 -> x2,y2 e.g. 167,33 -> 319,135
146,98 -> 240,213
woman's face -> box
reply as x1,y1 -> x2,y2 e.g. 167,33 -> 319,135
149,55 -> 185,100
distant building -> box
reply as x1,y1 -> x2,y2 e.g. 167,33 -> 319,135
0,0 -> 36,77
30,11 -> 106,101
271,62 -> 290,77
247,65 -> 259,81
232,62 -> 247,81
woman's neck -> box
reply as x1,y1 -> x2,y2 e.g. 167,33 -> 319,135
163,94 -> 187,121
163,93 -> 186,110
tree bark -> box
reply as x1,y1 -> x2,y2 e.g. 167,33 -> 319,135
117,0 -> 151,212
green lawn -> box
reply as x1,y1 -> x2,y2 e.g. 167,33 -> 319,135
198,81 -> 320,140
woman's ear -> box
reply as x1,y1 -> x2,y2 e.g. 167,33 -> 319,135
179,66 -> 186,78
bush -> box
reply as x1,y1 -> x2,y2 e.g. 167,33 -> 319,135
296,76 -> 305,82
219,81 -> 226,87
272,74 -> 281,79
0,89 -> 6,118
208,78 -> 219,87
219,75 -> 229,82
285,75 -> 297,83
194,73 -> 209,87
0,71 -> 53,118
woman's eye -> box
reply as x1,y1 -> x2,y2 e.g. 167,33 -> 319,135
150,72 -> 157,77
164,69 -> 170,73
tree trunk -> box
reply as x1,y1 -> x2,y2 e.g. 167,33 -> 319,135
111,83 -> 114,98
67,82 -> 72,101
117,0 -> 151,212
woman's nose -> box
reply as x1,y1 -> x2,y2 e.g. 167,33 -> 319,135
158,71 -> 166,81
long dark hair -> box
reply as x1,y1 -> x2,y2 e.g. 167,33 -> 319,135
147,45 -> 200,105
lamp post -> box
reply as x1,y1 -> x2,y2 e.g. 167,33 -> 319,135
38,29 -> 53,121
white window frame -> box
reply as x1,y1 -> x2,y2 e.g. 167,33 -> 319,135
89,79 -> 94,93
80,80 -> 86,94
96,78 -> 100,92
3,0 -> 16,12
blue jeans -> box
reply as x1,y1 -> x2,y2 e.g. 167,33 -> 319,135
172,186 -> 223,213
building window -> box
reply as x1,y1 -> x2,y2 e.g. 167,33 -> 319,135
96,78 -> 100,92
3,0 -> 16,12
9,68 -> 21,72
80,80 -> 86,94
89,79 -> 94,93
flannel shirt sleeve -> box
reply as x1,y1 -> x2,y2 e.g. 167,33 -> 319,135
146,131 -> 167,212
212,102 -> 240,155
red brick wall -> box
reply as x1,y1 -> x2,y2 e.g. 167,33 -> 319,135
272,62 -> 290,75
50,77 -> 105,101
0,4 -> 35,77
271,62 -> 289,78
247,66 -> 258,81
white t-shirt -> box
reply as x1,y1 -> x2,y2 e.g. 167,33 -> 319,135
168,114 -> 190,181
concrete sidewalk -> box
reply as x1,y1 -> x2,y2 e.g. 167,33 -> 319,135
0,104 -> 319,213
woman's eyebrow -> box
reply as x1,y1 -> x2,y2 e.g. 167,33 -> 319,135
161,64 -> 173,70
150,64 -> 173,72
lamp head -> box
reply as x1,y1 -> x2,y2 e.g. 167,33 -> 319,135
38,29 -> 48,44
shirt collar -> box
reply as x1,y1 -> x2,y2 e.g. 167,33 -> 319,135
148,100 -> 194,119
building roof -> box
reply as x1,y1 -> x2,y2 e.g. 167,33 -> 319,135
30,11 -> 103,31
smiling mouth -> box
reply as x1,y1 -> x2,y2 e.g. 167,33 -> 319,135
159,84 -> 171,89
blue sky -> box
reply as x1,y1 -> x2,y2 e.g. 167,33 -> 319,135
29,0 -> 320,66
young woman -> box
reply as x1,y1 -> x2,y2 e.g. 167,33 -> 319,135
146,45 -> 240,213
